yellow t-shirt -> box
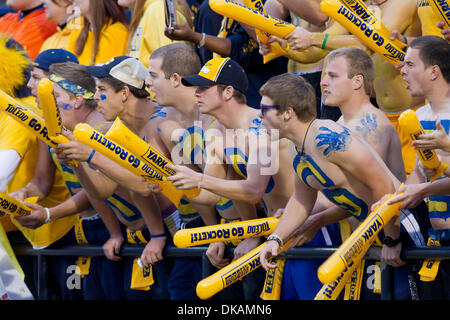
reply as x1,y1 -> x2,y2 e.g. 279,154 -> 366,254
127,0 -> 192,67
67,18 -> 129,65
0,97 -> 75,247
39,20 -> 79,53
0,98 -> 39,193
417,0 -> 444,37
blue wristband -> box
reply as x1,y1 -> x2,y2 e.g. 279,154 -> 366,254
151,233 -> 167,238
86,149 -> 96,164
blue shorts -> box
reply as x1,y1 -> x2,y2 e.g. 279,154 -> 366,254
281,223 -> 342,300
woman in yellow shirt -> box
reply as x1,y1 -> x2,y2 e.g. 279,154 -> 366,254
68,0 -> 129,65
119,0 -> 191,67
40,0 -> 77,52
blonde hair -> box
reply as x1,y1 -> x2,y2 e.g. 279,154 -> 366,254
325,47 -> 375,96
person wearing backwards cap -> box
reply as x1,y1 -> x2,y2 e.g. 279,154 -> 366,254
166,57 -> 298,298
55,56 -> 177,300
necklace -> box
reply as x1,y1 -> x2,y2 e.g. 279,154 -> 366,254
295,119 -> 315,158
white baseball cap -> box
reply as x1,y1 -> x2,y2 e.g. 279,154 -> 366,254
109,58 -> 149,89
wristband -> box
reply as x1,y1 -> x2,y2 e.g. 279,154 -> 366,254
197,174 -> 205,189
151,233 -> 167,238
197,32 -> 206,48
44,207 -> 51,224
267,234 -> 283,248
86,149 -> 96,164
321,33 -> 329,49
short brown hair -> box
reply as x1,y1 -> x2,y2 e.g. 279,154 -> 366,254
216,84 -> 247,104
259,73 -> 316,122
49,62 -> 97,109
409,36 -> 450,83
325,47 -> 375,96
150,43 -> 201,78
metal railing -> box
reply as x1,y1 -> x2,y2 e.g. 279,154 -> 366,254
12,243 -> 450,300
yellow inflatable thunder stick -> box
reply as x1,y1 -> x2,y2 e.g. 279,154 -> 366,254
173,216 -> 279,248
73,123 -> 187,207
338,0 -> 406,48
398,109 -> 449,182
196,237 -> 295,299
37,78 -> 78,166
0,89 -> 59,148
320,0 -> 405,67
428,0 -> 450,28
37,79 -> 62,138
0,192 -> 38,217
315,260 -> 358,300
104,117 -> 200,199
209,0 -> 296,39
317,192 -> 403,285
242,0 -> 287,64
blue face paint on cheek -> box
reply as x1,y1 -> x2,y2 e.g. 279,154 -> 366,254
62,104 -> 73,111
100,94 -> 107,101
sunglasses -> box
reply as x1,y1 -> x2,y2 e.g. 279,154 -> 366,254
260,104 -> 280,116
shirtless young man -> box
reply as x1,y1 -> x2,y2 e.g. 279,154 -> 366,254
146,45 -> 270,299
285,0 -> 424,176
319,47 -> 429,299
387,36 -> 450,299
256,73 -> 404,276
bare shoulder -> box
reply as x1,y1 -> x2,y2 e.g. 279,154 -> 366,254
313,120 -> 354,157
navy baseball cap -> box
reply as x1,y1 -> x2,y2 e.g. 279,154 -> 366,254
85,56 -> 131,78
182,57 -> 248,93
33,49 -> 79,72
